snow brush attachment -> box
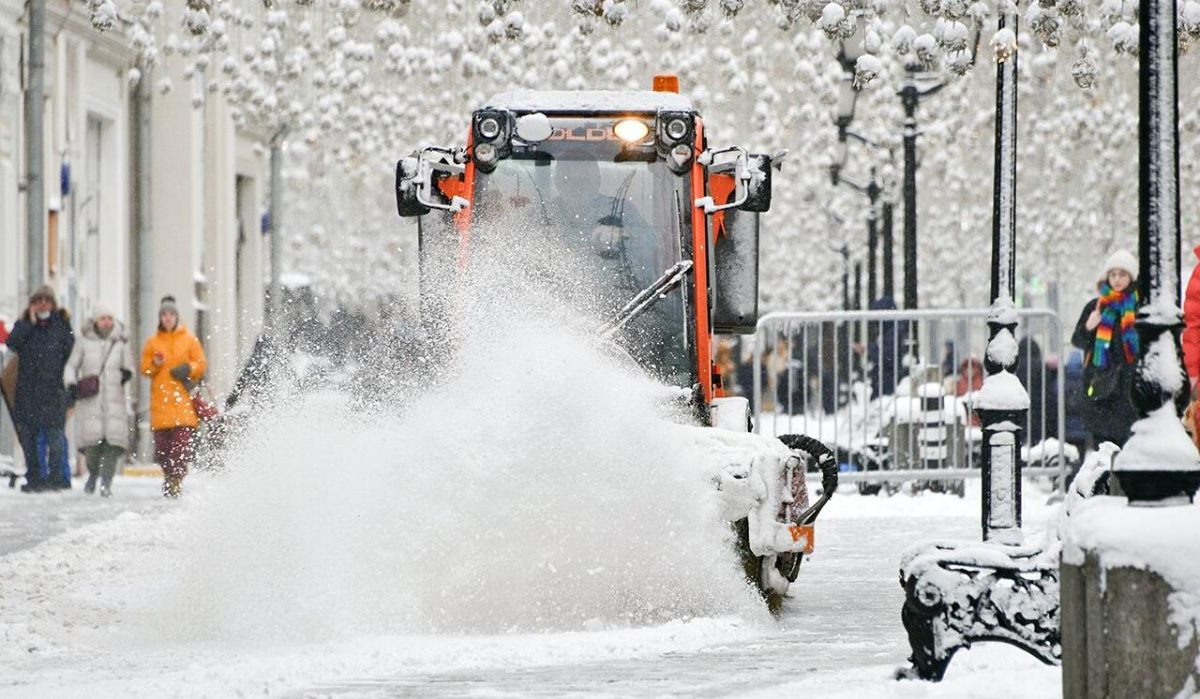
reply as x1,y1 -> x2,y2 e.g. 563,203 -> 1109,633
777,434 -> 838,526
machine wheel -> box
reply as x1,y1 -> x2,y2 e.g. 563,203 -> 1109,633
734,518 -> 802,614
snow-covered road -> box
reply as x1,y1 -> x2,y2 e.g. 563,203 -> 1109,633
1,475 -> 1062,698
300,486 -> 1061,698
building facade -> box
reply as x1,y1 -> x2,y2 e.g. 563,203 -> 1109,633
0,0 -> 271,461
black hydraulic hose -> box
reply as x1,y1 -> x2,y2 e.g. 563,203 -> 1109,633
778,433 -> 838,525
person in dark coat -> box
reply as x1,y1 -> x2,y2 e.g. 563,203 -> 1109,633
1014,336 -> 1058,447
867,296 -> 908,399
1063,348 -> 1089,454
5,285 -> 75,492
1070,249 -> 1141,447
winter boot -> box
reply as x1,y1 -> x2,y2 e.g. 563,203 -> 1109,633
162,475 -> 183,499
99,485 -> 112,498
84,474 -> 98,495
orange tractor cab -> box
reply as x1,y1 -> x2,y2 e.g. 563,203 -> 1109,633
395,77 -> 838,609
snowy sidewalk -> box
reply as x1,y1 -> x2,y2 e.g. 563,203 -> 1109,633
0,475 -> 169,556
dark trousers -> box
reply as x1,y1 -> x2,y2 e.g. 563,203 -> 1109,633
84,441 -> 124,491
16,423 -> 67,488
154,427 -> 195,497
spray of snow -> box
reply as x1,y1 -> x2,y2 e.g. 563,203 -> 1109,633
133,219 -> 765,642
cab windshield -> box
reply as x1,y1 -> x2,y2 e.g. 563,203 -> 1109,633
470,116 -> 693,385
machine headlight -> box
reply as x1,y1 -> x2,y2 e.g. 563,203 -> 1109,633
665,117 -> 689,141
614,118 -> 651,143
475,142 -> 498,165
477,116 -> 502,141
669,143 -> 693,172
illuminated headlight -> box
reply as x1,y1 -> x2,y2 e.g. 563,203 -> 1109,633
614,118 -> 651,143
668,143 -> 693,172
474,142 -> 498,165
478,116 -> 502,141
665,117 -> 689,141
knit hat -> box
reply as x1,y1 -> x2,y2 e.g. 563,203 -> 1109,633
30,284 -> 56,305
1101,249 -> 1138,282
159,295 -> 179,316
91,301 -> 115,320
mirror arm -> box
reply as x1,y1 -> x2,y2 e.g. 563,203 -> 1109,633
410,145 -> 469,213
695,146 -> 751,214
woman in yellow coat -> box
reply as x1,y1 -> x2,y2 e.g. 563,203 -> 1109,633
140,295 -> 207,497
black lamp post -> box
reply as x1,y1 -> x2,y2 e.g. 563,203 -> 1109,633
835,242 -> 851,311
894,25 -> 983,311
1111,0 -> 1200,502
882,200 -> 895,300
977,18 -> 1024,543
898,65 -> 944,311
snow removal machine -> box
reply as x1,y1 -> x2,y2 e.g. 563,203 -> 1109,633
394,75 -> 838,610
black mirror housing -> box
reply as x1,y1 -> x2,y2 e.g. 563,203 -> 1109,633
396,158 -> 431,218
741,153 -> 772,213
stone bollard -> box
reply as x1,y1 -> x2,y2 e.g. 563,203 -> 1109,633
1061,498 -> 1200,698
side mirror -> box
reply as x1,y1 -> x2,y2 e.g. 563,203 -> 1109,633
740,153 -> 775,213
396,157 -> 431,217
711,207 -> 760,335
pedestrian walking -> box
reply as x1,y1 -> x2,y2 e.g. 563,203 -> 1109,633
1182,244 -> 1200,389
4,285 -> 75,492
64,302 -> 133,497
1070,249 -> 1141,448
140,296 -> 207,498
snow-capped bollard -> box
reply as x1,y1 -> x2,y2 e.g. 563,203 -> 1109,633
974,299 -> 1031,543
1111,304 -> 1200,504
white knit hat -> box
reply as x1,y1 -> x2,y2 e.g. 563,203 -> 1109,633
91,301 -> 115,320
1101,249 -> 1138,281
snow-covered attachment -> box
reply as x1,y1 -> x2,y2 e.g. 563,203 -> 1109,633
689,426 -> 838,608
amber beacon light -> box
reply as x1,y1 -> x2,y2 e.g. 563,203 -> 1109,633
652,74 -> 679,93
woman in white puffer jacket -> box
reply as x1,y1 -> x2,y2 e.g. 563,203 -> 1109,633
64,302 -> 133,496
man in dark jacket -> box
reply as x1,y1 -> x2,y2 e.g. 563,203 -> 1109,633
5,285 -> 75,492
867,296 -> 909,399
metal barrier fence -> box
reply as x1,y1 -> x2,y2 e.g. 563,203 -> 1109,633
751,309 -> 1070,488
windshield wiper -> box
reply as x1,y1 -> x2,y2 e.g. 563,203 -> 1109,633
599,261 -> 693,340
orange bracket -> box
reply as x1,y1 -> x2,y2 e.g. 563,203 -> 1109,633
436,175 -> 469,203
709,172 -> 737,239
789,524 -> 815,554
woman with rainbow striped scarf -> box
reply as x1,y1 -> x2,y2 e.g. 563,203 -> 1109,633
1070,249 -> 1142,448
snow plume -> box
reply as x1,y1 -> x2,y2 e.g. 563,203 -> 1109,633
148,218 -> 765,642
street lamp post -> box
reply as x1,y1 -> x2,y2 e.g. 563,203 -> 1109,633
977,15 -> 1024,543
830,62 -> 889,308
867,201 -> 878,303
1112,0 -> 1200,502
897,64 -> 945,311
882,200 -> 895,299
836,242 -> 851,311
